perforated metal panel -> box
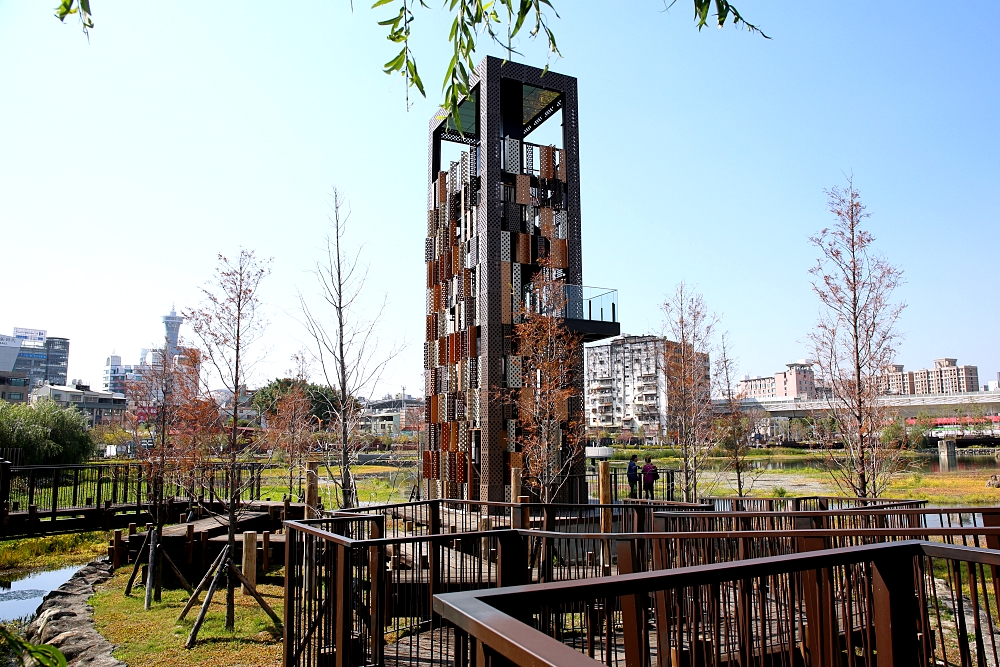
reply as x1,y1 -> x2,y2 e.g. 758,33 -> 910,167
500,232 -> 511,262
515,174 -> 531,205
507,355 -> 522,388
504,137 -> 521,174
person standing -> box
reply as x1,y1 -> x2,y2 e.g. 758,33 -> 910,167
642,456 -> 657,500
627,454 -> 639,499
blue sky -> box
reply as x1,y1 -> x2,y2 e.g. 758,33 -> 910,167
1,2 -> 996,394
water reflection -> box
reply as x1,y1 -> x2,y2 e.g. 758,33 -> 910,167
0,565 -> 81,623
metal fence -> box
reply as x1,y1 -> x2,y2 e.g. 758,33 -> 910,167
0,461 -> 272,513
284,501 -> 1000,667
437,539 -> 1000,667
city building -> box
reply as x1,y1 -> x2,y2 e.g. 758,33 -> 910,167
584,335 -> 669,436
883,358 -> 979,395
422,57 -> 619,501
0,371 -> 30,404
105,306 -> 195,400
8,328 -> 69,388
739,361 -> 819,400
102,354 -> 136,395
211,386 -> 258,424
30,382 -> 126,426
987,373 -> 1000,393
360,393 -> 425,437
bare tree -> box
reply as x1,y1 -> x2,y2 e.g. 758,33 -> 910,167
186,249 -> 271,631
512,254 -> 585,502
300,188 -> 400,509
123,338 -> 196,606
809,177 -> 906,498
712,332 -> 762,498
661,282 -> 716,503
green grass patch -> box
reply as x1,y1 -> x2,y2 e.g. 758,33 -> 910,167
91,566 -> 283,667
0,531 -> 110,575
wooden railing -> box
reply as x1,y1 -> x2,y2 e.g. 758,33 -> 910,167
284,500 -> 1000,667
436,540 -> 1000,667
0,460 -> 273,538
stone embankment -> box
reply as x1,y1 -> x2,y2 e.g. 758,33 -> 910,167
24,560 -> 124,667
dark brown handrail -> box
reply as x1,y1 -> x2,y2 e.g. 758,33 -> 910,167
432,540 -> 1000,667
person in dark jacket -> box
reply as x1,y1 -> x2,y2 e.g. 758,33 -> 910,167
642,456 -> 657,500
627,454 -> 639,498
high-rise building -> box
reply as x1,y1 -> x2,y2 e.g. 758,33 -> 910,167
9,329 -> 69,387
584,335 -> 711,439
884,358 -> 979,395
422,57 -> 618,502
102,354 -> 135,395
584,336 -> 669,435
0,335 -> 20,373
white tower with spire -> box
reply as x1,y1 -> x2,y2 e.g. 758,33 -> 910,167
162,305 -> 183,359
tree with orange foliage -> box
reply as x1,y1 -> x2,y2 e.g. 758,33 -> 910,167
169,347 -> 221,503
265,382 -> 315,500
513,252 -> 584,503
123,338 -> 205,606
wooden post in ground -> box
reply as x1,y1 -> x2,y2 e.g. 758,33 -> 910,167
144,528 -> 157,610
305,461 -> 319,519
242,531 -> 257,595
510,468 -> 521,505
113,530 -> 122,569
124,530 -> 151,596
185,550 -> 227,649
598,461 -> 612,576
178,546 -> 228,621
262,532 -> 270,571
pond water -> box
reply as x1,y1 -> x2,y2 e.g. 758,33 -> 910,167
0,565 -> 80,623
700,454 -> 1000,473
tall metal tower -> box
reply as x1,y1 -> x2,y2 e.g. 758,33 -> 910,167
162,306 -> 183,359
423,56 -> 619,503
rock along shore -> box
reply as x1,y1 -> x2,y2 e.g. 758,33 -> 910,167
24,560 -> 125,667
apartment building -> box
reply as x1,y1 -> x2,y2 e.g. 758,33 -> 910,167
584,335 -> 708,438
884,358 -> 979,395
739,361 -> 819,400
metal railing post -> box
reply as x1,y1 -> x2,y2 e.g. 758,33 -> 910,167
282,525 -> 296,667
872,555 -> 919,666
616,539 -> 647,667
368,519 -> 385,666
497,530 -> 527,588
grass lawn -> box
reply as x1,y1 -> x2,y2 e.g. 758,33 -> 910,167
255,462 -> 418,507
91,566 -> 283,667
0,531 -> 111,577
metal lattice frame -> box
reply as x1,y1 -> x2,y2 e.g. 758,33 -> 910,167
425,57 -> 584,502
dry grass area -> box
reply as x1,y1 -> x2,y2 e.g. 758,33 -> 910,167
90,566 -> 283,667
888,470 -> 1000,505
